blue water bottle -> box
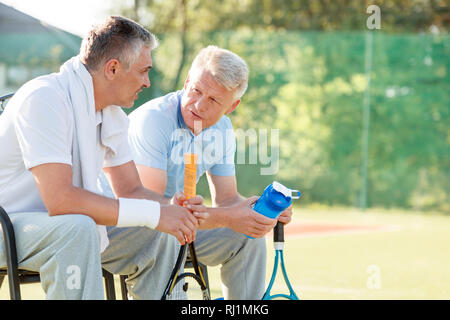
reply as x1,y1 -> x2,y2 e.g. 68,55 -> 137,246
248,181 -> 301,238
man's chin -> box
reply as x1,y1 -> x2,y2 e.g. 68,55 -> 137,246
121,100 -> 135,109
188,119 -> 205,134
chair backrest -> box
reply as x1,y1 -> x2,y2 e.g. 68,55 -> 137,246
0,93 -> 14,115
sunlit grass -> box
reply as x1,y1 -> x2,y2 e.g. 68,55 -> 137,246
1,206 -> 449,299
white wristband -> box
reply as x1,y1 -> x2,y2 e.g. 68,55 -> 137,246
117,198 -> 160,229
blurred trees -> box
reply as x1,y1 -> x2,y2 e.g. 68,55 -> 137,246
112,0 -> 449,212
116,0 -> 448,92
118,0 -> 448,33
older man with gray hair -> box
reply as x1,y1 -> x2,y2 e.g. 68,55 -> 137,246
119,45 -> 293,299
0,16 -> 207,300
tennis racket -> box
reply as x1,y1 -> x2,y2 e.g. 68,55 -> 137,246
161,242 -> 211,300
262,221 -> 299,300
161,153 -> 210,300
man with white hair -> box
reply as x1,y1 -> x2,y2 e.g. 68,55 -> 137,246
123,46 -> 293,299
0,16 -> 206,299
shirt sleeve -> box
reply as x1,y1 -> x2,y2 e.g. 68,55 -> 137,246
127,109 -> 172,171
14,87 -> 73,170
208,117 -> 236,176
103,130 -> 134,168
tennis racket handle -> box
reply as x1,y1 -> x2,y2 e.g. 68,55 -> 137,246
273,221 -> 284,242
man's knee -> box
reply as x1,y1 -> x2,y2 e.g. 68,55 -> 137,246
54,214 -> 98,245
246,235 -> 267,254
64,213 -> 96,231
160,230 -> 179,248
227,228 -> 267,253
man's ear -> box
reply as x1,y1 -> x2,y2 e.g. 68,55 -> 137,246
104,59 -> 121,80
225,99 -> 240,115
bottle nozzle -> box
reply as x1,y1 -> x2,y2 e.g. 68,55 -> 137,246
291,190 -> 301,199
272,181 -> 301,199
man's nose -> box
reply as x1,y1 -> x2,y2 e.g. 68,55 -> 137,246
195,96 -> 207,112
143,74 -> 151,88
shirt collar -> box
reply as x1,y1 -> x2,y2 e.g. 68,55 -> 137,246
176,95 -> 189,131
95,110 -> 102,126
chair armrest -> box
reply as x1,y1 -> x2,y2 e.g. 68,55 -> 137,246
0,206 -> 20,288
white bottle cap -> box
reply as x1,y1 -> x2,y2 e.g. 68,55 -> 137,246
272,181 -> 300,199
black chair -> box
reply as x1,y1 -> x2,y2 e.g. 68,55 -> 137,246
0,93 -> 13,115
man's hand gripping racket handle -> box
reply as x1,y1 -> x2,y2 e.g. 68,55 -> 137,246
183,153 -> 197,243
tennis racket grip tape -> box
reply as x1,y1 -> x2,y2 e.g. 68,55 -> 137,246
273,221 -> 284,243
184,153 -> 198,200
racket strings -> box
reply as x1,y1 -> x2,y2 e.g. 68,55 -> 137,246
168,271 -> 207,300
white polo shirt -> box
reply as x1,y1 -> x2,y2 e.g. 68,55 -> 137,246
0,75 -> 132,214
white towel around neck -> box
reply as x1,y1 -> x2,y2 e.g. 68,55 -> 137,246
59,56 -> 129,252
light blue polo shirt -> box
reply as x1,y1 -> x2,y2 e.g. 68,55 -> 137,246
127,90 -> 236,198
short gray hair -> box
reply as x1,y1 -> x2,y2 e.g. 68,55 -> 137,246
80,16 -> 158,72
190,46 -> 249,100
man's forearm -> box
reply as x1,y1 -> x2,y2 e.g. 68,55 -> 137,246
197,206 -> 231,229
58,186 -> 167,228
213,193 -> 245,207
117,185 -> 170,204
48,185 -> 119,226
199,193 -> 246,229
